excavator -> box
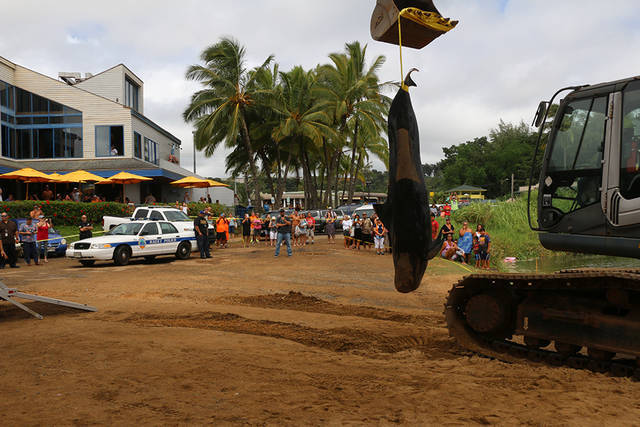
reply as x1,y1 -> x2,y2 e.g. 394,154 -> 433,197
371,0 -> 640,377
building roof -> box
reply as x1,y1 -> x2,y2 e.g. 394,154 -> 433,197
132,110 -> 181,145
87,168 -> 188,181
445,184 -> 487,193
76,63 -> 144,86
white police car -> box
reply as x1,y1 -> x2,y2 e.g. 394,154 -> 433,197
66,220 -> 195,266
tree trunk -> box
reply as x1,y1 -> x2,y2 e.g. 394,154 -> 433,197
243,171 -> 250,206
350,151 -> 363,202
275,151 -> 291,209
239,114 -> 262,210
299,138 -> 318,209
333,150 -> 342,208
346,119 -> 360,204
260,152 -> 275,208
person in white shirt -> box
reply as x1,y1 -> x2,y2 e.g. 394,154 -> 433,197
341,215 -> 353,249
111,147 -> 119,156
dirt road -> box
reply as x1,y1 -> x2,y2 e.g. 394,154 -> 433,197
1,239 -> 639,425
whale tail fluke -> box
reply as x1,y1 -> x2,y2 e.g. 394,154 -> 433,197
404,68 -> 419,88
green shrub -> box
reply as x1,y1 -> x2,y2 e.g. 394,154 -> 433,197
0,200 -> 133,226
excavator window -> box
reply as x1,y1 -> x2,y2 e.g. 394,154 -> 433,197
620,81 -> 640,199
545,96 -> 607,214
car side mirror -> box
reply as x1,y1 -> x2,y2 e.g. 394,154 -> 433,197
532,101 -> 548,128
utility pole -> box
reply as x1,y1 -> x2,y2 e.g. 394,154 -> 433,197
511,173 -> 515,200
192,130 -> 197,174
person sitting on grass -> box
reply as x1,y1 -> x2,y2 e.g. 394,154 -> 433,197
441,234 -> 462,261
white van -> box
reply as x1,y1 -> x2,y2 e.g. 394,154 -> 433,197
353,204 -> 376,218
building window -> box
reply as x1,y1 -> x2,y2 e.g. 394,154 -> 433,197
134,132 -> 142,158
144,136 -> 158,165
125,78 -> 139,112
95,125 -> 124,157
0,80 -> 82,159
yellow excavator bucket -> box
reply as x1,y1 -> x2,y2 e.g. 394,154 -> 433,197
370,0 -> 458,49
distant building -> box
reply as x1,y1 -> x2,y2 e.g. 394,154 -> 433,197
0,56 -> 226,203
445,184 -> 486,200
260,191 -> 387,210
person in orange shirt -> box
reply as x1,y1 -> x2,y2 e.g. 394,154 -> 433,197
216,213 -> 229,248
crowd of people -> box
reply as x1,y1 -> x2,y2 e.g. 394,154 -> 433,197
0,196 -> 493,269
432,214 -> 491,269
0,207 -> 87,268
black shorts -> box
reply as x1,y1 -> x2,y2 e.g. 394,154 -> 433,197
217,231 -> 227,240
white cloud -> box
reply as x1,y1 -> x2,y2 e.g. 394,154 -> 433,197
2,0 -> 640,178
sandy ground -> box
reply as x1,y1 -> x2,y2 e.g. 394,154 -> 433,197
1,237 -> 640,426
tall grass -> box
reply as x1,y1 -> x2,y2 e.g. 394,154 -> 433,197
451,195 -> 553,266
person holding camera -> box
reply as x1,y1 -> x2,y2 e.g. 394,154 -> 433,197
37,215 -> 52,263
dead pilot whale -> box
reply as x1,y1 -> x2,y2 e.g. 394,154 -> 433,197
374,69 -> 443,293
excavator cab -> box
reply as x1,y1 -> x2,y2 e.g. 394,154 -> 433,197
532,77 -> 640,258
370,0 -> 458,49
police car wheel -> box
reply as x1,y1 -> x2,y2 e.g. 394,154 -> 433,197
79,260 -> 95,267
113,245 -> 131,266
176,241 -> 191,260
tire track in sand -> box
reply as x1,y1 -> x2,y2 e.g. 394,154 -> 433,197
120,310 -> 456,358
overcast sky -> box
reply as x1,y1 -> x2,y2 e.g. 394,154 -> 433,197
2,0 -> 640,178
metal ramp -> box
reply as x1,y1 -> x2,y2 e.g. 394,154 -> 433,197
0,281 -> 97,320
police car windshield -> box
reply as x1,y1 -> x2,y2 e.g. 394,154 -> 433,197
109,223 -> 143,235
164,210 -> 191,221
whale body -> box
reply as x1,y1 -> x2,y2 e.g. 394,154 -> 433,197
375,71 -> 442,293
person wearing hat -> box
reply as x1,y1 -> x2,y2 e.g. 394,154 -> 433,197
195,210 -> 211,259
274,208 -> 292,257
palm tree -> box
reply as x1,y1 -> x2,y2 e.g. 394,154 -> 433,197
271,66 -> 336,208
183,37 -> 273,210
316,41 -> 390,205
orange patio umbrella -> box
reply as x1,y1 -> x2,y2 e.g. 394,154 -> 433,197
98,171 -> 152,202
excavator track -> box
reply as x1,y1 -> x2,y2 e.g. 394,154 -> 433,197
445,268 -> 640,379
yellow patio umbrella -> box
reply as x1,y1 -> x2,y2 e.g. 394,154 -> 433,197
48,172 -> 72,199
206,179 -> 229,187
0,168 -> 58,199
60,170 -> 106,183
98,171 -> 152,202
170,176 -> 211,188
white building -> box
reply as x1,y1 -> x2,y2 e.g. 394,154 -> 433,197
0,56 -> 231,204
